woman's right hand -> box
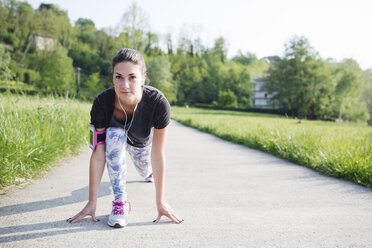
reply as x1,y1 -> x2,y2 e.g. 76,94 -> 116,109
67,201 -> 99,223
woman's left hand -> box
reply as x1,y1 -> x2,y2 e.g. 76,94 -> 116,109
154,201 -> 183,224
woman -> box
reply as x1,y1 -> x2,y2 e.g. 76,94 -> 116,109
67,48 -> 182,227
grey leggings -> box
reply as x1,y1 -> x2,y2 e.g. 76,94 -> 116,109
105,127 -> 152,200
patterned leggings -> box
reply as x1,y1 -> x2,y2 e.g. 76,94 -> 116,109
105,127 -> 152,201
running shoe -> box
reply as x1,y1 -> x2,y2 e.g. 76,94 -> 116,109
145,173 -> 153,182
107,199 -> 131,228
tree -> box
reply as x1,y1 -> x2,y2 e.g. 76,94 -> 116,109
232,50 -> 257,65
331,59 -> 370,122
75,18 -> 96,49
84,71 -> 103,95
361,71 -> 372,125
37,45 -> 75,95
33,4 -> 74,48
211,37 -> 228,63
147,55 -> 176,103
0,45 -> 14,80
165,33 -> 173,55
144,32 -> 161,57
228,62 -> 252,108
218,90 -> 237,108
117,2 -> 149,51
232,51 -> 269,78
266,36 -> 334,119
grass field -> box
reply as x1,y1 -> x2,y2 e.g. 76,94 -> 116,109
0,93 -> 91,188
171,107 -> 372,189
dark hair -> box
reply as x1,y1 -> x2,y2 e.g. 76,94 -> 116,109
112,48 -> 147,74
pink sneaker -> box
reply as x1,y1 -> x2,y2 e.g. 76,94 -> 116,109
145,173 -> 153,183
107,199 -> 131,228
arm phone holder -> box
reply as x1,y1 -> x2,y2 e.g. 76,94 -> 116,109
89,124 -> 106,150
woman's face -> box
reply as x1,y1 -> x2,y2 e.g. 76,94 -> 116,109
113,62 -> 146,106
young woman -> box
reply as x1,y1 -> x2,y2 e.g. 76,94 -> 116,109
67,48 -> 182,227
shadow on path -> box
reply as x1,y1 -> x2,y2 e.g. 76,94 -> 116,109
0,179 -> 171,243
0,179 -> 150,217
0,217 -> 173,243
0,182 -> 111,217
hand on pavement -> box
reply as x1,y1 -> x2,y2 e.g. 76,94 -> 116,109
153,201 -> 183,224
67,201 -> 99,223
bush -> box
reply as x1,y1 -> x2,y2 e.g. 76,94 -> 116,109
218,90 -> 237,108
37,45 -> 76,95
0,45 -> 14,80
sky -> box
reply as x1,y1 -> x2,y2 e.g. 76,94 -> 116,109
25,0 -> 372,70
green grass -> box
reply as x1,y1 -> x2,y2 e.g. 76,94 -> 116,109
0,93 -> 91,188
172,107 -> 372,188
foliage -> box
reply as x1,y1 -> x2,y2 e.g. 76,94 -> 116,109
266,36 -> 369,122
172,107 -> 372,189
147,55 -> 176,103
36,45 -> 76,95
361,74 -> 372,125
233,51 -> 269,78
218,90 -> 237,108
0,45 -> 14,80
85,72 -> 101,92
117,2 -> 149,51
331,59 -> 370,122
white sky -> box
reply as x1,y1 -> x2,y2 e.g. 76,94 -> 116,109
25,0 -> 372,70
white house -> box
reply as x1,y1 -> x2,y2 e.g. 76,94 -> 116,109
251,77 -> 278,109
30,32 -> 56,51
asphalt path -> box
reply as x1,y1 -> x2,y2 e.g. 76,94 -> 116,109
0,120 -> 371,248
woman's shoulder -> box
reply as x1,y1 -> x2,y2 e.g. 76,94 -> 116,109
95,87 -> 115,103
97,87 -> 115,98
143,85 -> 167,103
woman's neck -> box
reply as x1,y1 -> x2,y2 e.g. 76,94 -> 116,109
116,97 -> 137,114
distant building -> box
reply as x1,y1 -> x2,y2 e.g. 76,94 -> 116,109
38,4 -> 53,10
263,56 -> 279,64
326,57 -> 338,64
30,32 -> 56,51
251,77 -> 279,109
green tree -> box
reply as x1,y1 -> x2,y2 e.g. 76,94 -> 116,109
232,50 -> 257,65
361,72 -> 372,125
165,33 -> 173,54
37,45 -> 75,95
144,32 -> 162,57
68,18 -> 103,75
75,18 -> 96,49
226,62 -> 252,108
211,37 -> 228,63
147,55 -> 176,103
266,36 -> 333,119
0,45 -> 14,80
332,59 -> 370,122
117,2 -> 149,51
85,72 -> 100,91
33,4 -> 74,48
169,53 -> 211,105
218,90 -> 237,108
232,51 -> 269,78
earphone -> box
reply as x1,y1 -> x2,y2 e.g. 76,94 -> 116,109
117,95 -> 138,144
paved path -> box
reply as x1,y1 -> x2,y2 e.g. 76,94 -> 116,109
1,121 -> 371,248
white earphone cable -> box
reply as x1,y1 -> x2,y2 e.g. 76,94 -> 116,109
117,95 -> 138,144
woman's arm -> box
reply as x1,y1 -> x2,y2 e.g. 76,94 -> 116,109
151,126 -> 183,224
68,129 -> 106,223
88,142 -> 106,204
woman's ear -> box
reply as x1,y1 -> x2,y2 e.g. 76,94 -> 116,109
142,73 -> 147,86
